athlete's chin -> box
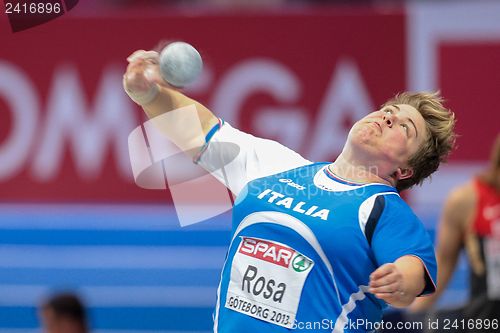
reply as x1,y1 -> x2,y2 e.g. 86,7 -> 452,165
349,130 -> 378,149
350,139 -> 401,165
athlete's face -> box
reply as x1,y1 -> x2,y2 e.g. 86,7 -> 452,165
348,104 -> 428,178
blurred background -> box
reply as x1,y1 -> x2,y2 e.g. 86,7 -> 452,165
0,0 -> 499,332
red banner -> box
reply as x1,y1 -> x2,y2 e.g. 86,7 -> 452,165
440,42 -> 500,159
0,6 -> 498,202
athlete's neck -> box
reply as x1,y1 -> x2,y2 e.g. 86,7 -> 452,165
329,153 -> 395,187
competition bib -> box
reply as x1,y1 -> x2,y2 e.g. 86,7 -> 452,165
225,237 -> 314,328
484,236 -> 500,300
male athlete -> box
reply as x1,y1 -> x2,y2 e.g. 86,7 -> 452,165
123,49 -> 456,332
410,136 -> 500,331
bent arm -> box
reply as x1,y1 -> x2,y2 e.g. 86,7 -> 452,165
409,184 -> 475,312
369,196 -> 439,309
394,255 -> 426,307
370,256 -> 426,308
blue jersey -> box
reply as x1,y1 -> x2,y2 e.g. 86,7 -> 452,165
213,162 -> 437,333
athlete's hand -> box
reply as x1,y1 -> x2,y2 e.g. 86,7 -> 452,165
369,263 -> 405,304
123,50 -> 167,105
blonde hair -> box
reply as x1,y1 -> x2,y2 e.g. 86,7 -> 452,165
383,91 -> 456,191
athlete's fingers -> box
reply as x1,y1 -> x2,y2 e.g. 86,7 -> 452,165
123,61 -> 160,105
369,280 -> 400,294
127,50 -> 146,62
123,49 -> 180,105
126,59 -> 147,75
123,70 -> 149,92
125,49 -> 186,91
370,263 -> 396,280
126,54 -> 159,73
126,54 -> 173,90
374,291 -> 404,303
124,53 -> 161,87
127,50 -> 160,63
369,272 -> 398,288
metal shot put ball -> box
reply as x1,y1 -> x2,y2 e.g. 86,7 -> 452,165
159,42 -> 203,88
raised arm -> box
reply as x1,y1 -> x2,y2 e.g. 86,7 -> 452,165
123,50 -> 219,155
123,49 -> 311,196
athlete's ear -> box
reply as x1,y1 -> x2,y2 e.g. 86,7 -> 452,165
394,167 -> 414,181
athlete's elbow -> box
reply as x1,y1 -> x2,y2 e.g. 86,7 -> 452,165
384,289 -> 421,308
388,295 -> 417,308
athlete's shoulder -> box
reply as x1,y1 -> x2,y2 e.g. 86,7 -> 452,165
380,193 -> 419,221
440,181 -> 476,230
446,181 -> 476,213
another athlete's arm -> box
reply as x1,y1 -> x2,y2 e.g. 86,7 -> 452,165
409,184 -> 475,312
369,256 -> 425,308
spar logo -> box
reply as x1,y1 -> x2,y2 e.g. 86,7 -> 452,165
292,254 -> 313,272
238,237 -> 312,272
